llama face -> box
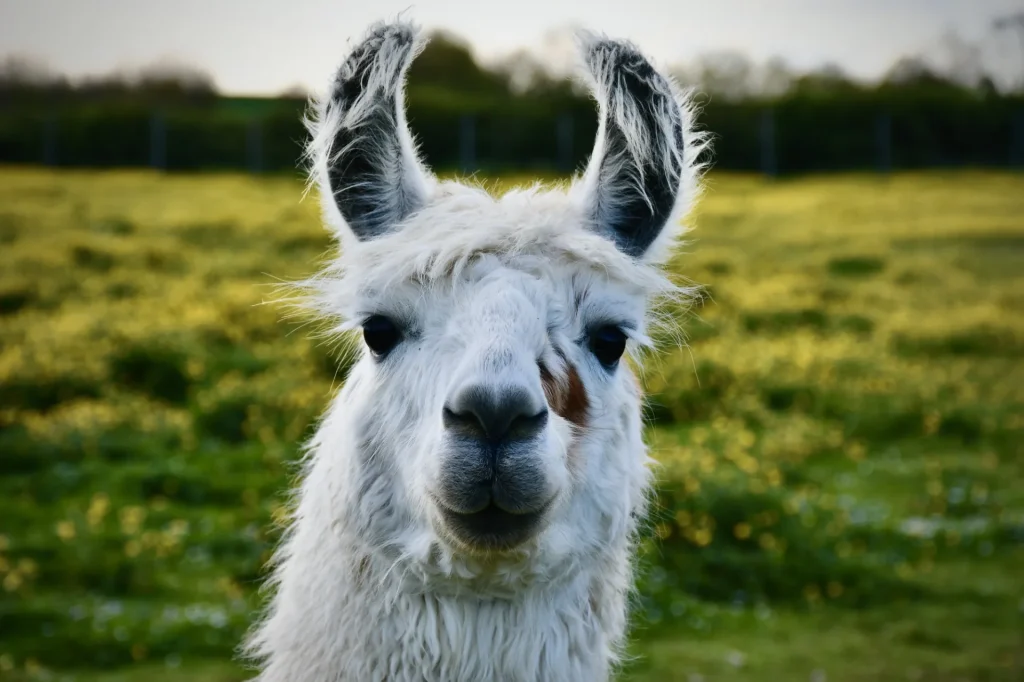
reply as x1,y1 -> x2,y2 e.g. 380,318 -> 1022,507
303,21 -> 703,567
331,197 -> 655,554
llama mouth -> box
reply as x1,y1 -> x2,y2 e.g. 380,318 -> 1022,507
435,499 -> 549,552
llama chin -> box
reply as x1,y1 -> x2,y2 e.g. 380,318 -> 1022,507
243,18 -> 708,682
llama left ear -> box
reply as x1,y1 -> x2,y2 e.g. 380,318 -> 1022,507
308,21 -> 434,242
575,34 -> 699,261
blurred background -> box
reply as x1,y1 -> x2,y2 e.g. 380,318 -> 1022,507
0,1 -> 1022,680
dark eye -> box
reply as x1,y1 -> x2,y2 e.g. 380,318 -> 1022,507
589,325 -> 628,368
362,315 -> 402,358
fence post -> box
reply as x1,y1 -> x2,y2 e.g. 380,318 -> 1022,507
876,112 -> 892,174
1012,110 -> 1024,169
42,114 -> 57,166
459,115 -> 476,173
557,113 -> 574,173
247,118 -> 263,174
760,108 -> 777,177
149,112 -> 166,170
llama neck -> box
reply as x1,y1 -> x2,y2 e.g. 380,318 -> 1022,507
344,551 -> 620,681
249,451 -> 633,682
251,508 -> 628,682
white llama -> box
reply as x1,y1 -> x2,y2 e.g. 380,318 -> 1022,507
245,19 -> 705,682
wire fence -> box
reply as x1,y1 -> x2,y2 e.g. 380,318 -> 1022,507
6,104 -> 1024,176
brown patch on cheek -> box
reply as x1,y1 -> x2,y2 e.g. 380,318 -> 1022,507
562,364 -> 589,427
539,356 -> 589,428
539,363 -> 559,414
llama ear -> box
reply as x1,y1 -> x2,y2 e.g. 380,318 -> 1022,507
575,34 -> 697,261
308,21 -> 434,242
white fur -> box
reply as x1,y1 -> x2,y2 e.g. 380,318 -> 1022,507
244,19 -> 707,682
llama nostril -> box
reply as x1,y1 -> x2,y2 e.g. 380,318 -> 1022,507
444,385 -> 547,444
442,405 -> 472,430
507,408 -> 548,442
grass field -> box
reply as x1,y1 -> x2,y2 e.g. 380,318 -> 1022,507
0,167 -> 1022,681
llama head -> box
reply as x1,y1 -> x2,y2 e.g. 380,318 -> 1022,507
303,21 -> 704,576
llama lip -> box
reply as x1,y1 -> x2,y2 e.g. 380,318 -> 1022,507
431,492 -> 555,551
437,502 -> 546,551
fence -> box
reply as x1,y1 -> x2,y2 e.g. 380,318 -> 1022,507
3,98 -> 1024,176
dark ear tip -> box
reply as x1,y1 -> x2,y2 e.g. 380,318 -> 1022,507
331,21 -> 422,101
363,21 -> 419,49
583,36 -> 652,76
582,34 -> 670,110
585,38 -> 636,64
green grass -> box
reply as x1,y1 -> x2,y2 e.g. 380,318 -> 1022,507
0,167 -> 1022,681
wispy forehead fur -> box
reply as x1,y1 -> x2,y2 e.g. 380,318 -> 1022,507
310,180 -> 693,325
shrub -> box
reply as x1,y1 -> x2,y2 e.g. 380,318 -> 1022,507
827,255 -> 886,278
109,343 -> 192,404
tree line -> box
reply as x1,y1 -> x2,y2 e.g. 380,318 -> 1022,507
1,28 -> 1022,174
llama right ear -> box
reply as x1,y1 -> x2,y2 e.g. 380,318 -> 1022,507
574,33 -> 697,262
308,22 -> 434,242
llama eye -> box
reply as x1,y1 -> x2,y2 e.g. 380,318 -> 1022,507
589,326 -> 627,369
362,315 -> 402,358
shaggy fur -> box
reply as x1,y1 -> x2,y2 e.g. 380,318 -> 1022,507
244,19 -> 707,682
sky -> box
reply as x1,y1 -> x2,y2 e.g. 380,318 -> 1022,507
1,0 -> 1021,95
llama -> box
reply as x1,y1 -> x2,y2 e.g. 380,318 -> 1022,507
244,19 -> 706,682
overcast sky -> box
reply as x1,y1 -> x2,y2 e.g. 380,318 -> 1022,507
1,0 -> 1021,95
